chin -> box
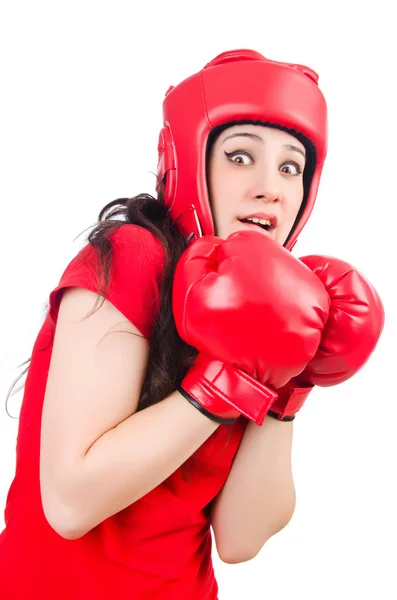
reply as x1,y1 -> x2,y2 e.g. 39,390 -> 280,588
274,233 -> 285,245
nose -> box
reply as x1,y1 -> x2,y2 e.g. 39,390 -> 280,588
251,169 -> 281,204
254,190 -> 280,203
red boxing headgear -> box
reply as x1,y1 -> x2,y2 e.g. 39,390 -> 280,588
157,49 -> 327,251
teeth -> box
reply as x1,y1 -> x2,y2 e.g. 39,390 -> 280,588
245,217 -> 272,227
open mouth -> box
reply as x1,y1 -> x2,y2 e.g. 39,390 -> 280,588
238,217 -> 275,233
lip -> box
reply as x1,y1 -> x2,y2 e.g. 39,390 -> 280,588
238,213 -> 278,228
238,220 -> 273,238
237,213 -> 278,239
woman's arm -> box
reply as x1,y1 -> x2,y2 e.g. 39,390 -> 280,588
40,287 -> 219,541
209,416 -> 295,564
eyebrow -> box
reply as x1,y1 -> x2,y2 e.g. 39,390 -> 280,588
222,132 -> 306,159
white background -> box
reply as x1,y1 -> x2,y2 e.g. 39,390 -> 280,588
0,1 -> 395,598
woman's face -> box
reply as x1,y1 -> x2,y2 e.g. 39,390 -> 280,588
207,123 -> 306,244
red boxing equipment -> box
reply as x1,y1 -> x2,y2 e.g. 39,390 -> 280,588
157,49 -> 327,251
173,231 -> 331,425
268,255 -> 385,420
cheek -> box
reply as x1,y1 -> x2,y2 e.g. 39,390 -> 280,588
210,173 -> 238,218
287,187 -> 304,219
279,190 -> 304,237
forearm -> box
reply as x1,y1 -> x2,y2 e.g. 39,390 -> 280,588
210,416 -> 295,562
59,390 -> 219,538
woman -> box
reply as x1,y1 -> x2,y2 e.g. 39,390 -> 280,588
0,49 -> 384,599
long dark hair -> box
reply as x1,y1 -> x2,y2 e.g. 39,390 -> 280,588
5,184 -> 200,418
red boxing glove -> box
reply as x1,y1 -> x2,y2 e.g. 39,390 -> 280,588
172,231 -> 330,426
268,255 -> 385,421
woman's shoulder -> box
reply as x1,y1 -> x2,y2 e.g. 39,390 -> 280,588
48,224 -> 166,336
60,224 -> 165,283
92,223 -> 165,266
110,223 -> 164,253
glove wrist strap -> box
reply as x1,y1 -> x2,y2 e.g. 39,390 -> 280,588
178,386 -> 237,425
180,353 -> 278,426
268,381 -> 314,421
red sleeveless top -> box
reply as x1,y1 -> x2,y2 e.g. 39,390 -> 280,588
0,225 -> 248,599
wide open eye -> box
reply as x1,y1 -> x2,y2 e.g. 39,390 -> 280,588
224,151 -> 253,166
280,161 -> 303,175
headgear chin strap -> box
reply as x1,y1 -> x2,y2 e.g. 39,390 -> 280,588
157,49 -> 328,251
